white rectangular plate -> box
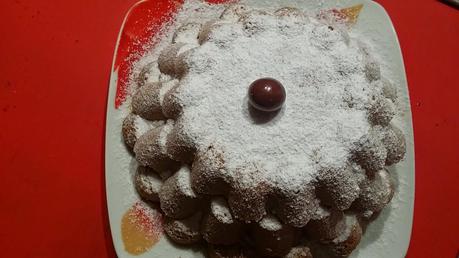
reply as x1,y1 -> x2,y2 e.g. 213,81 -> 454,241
105,0 -> 415,257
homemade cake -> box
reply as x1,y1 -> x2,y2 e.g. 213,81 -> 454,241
121,2 -> 406,257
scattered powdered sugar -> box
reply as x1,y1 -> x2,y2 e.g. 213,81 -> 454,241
168,212 -> 202,236
159,80 -> 179,106
127,0 -> 226,92
159,120 -> 174,151
137,170 -> 163,194
173,5 -> 377,191
312,205 -> 332,220
333,215 -> 357,243
122,201 -> 164,245
374,169 -> 393,203
259,214 -> 283,231
134,115 -> 164,138
175,166 -> 197,197
112,0 -> 226,213
173,22 -> 202,45
210,197 -> 233,224
175,1 -> 227,24
142,62 -> 163,85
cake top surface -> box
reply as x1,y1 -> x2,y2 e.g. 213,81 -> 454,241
170,2 -> 378,190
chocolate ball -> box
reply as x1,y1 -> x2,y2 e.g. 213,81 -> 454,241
248,78 -> 286,112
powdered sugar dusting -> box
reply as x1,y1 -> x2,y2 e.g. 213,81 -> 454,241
210,197 -> 233,224
159,80 -> 178,106
259,214 -> 283,231
167,212 -> 201,237
175,166 -> 197,197
176,6 -> 376,191
134,116 -> 164,138
333,215 -> 356,243
159,120 -> 174,151
137,171 -> 163,194
127,0 -> 226,92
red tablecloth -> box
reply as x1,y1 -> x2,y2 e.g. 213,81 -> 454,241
0,0 -> 458,257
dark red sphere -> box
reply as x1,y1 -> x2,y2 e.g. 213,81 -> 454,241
248,78 -> 286,112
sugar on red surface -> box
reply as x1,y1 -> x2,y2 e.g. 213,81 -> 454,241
114,0 -> 182,108
0,0 -> 458,257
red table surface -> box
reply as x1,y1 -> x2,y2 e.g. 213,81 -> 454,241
0,0 -> 458,257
